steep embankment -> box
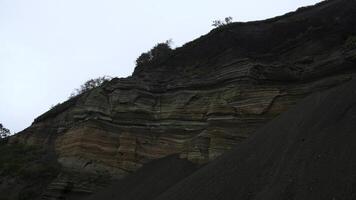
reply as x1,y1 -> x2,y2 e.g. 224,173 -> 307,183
87,155 -> 197,200
4,0 -> 356,198
155,76 -> 356,200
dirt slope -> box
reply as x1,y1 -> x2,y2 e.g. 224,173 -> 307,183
87,155 -> 197,200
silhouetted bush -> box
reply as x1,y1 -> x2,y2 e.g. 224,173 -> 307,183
69,76 -> 112,98
135,40 -> 173,68
0,123 -> 10,139
212,17 -> 233,27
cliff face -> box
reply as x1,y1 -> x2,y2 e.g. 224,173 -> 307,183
7,0 -> 356,198
154,72 -> 356,200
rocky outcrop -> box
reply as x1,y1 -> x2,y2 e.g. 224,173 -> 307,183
6,0 -> 356,198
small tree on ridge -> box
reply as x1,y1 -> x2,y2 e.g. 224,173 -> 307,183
135,39 -> 173,68
0,123 -> 11,139
212,16 -> 233,27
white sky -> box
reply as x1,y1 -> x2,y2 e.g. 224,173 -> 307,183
0,0 -> 323,132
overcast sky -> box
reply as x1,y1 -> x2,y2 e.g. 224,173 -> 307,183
0,0 -> 323,133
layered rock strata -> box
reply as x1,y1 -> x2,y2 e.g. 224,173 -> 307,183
7,0 -> 356,196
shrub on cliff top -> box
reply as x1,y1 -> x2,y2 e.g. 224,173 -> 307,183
212,16 -> 233,27
69,76 -> 112,98
0,123 -> 10,139
135,39 -> 173,68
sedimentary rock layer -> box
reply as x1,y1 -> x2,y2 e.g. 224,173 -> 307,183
7,0 -> 356,197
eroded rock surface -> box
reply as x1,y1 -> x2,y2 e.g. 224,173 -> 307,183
5,0 -> 356,198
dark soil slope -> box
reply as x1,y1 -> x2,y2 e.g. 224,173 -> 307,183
87,155 -> 197,200
155,77 -> 356,200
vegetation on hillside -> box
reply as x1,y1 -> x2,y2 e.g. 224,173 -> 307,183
69,76 -> 112,98
0,143 -> 61,199
0,123 -> 10,139
344,35 -> 356,49
0,144 -> 59,179
212,17 -> 233,27
135,40 -> 173,68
